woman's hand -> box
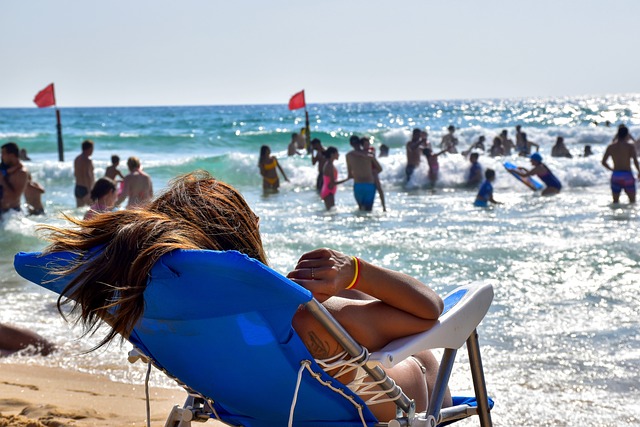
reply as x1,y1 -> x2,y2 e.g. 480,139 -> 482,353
286,248 -> 356,302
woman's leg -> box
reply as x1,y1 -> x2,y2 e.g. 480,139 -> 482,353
323,194 -> 335,210
367,350 -> 451,422
411,350 -> 452,408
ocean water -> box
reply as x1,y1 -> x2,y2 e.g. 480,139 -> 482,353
1,95 -> 639,426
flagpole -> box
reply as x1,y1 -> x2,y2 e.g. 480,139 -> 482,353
304,108 -> 311,154
55,107 -> 64,162
33,83 -> 64,161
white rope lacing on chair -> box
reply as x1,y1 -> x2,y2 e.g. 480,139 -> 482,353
289,360 -> 368,427
315,350 -> 403,407
144,361 -> 152,427
288,361 -> 307,427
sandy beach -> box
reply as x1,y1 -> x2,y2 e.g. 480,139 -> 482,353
0,363 -> 218,427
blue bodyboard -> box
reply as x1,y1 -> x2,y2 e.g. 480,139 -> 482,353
503,161 -> 543,191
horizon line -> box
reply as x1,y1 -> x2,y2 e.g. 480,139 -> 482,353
1,92 -> 637,110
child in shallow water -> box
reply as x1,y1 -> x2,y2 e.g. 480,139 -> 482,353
423,147 -> 448,189
84,177 -> 117,220
474,169 -> 501,207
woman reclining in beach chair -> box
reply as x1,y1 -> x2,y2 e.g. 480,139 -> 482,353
16,170 -> 493,426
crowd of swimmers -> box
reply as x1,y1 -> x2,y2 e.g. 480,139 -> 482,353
264,133 -> 388,211
2,121 -> 639,221
0,139 -> 155,221
259,123 -> 640,211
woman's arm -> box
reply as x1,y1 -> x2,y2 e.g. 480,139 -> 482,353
276,158 -> 289,181
513,167 -> 528,177
372,157 -> 383,174
287,248 -> 443,350
515,166 -> 537,177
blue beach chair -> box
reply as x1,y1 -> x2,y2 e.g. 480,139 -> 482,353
14,249 -> 494,427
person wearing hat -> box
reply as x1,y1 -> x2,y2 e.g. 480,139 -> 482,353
514,152 -> 562,196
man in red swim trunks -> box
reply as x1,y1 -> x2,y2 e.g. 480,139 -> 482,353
601,125 -> 640,204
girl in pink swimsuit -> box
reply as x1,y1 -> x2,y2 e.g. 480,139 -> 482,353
320,147 -> 340,210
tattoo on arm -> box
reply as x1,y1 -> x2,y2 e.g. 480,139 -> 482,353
305,331 -> 334,359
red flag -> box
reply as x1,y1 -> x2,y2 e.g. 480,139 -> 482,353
34,83 -> 56,108
288,90 -> 306,110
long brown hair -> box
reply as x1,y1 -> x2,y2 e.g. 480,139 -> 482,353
40,170 -> 266,349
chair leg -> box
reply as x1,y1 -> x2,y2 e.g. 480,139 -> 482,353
466,329 -> 493,427
164,395 -> 214,427
164,404 -> 192,427
427,348 -> 457,421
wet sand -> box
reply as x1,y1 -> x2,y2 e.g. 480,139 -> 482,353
0,363 -> 225,426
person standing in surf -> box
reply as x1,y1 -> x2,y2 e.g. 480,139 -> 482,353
25,172 -> 46,216
474,169 -> 501,207
344,136 -> 382,211
440,125 -> 459,154
320,146 -> 343,210
405,129 -> 427,182
361,136 -> 387,212
258,145 -> 289,194
465,152 -> 483,188
515,125 -> 539,157
0,142 -> 29,215
499,130 -> 515,155
74,140 -> 95,208
311,138 -> 327,193
601,124 -> 640,204
105,155 -> 125,181
422,146 -> 448,190
551,137 -> 573,158
116,157 -> 154,208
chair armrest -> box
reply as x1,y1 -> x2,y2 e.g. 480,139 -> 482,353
368,282 -> 493,369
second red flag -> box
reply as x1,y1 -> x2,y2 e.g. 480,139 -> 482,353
288,90 -> 306,110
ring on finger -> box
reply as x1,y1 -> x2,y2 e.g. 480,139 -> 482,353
311,267 -> 315,279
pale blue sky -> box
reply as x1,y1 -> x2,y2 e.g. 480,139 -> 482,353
1,0 -> 639,107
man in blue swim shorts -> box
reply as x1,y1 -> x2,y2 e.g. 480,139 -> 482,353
602,125 -> 640,203
610,171 -> 635,197
345,137 -> 383,211
353,182 -> 377,210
